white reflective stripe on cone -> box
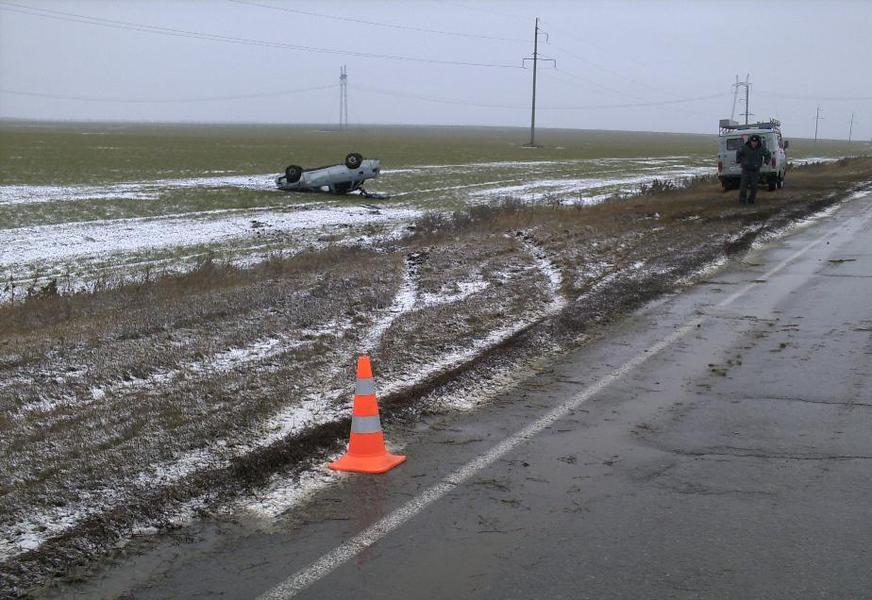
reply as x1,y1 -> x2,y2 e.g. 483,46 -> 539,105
355,378 -> 376,396
350,415 -> 382,434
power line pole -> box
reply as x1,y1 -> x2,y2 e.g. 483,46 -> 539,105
848,112 -> 855,142
814,105 -> 823,141
339,65 -> 348,130
730,73 -> 754,125
732,74 -> 751,124
730,74 -> 739,121
744,79 -> 751,125
522,18 -> 554,147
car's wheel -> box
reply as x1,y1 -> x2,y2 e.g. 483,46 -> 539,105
777,173 -> 785,189
344,152 -> 363,169
768,177 -> 777,191
285,165 -> 303,183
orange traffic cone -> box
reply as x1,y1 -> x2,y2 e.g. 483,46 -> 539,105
328,355 -> 406,474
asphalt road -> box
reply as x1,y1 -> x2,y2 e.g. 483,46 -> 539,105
53,190 -> 872,600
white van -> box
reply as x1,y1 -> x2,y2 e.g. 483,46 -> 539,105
717,119 -> 788,191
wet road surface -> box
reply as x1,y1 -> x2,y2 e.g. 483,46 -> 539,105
55,192 -> 872,599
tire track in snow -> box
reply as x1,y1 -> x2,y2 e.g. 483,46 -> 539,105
515,230 -> 567,313
360,253 -> 422,353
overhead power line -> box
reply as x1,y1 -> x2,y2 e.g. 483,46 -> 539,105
549,74 -> 716,118
755,90 -> 872,102
539,19 -> 660,82
2,78 -> 731,116
539,92 -> 732,111
435,0 -> 533,26
354,84 -> 527,109
228,0 -> 527,43
355,85 -> 729,112
543,67 -> 647,101
547,42 -> 665,94
0,85 -> 338,103
0,1 -> 523,69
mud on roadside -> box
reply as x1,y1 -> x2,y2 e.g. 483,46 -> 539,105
1,158 -> 871,597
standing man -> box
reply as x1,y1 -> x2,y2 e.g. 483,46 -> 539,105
735,134 -> 772,205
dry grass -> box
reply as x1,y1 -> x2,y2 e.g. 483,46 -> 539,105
0,246 -> 388,339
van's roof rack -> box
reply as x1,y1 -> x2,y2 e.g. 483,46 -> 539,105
719,118 -> 781,134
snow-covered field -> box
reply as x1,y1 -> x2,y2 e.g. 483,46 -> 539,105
0,173 -> 276,206
0,156 -> 713,299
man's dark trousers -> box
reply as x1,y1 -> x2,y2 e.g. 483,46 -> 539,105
739,168 -> 760,204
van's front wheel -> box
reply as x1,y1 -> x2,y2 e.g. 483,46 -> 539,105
767,176 -> 778,191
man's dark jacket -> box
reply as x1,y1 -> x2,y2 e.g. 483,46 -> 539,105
736,140 -> 772,171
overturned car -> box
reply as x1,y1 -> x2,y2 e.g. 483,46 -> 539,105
275,152 -> 381,195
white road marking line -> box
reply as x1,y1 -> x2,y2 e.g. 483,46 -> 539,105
258,198 -> 865,600
258,320 -> 702,600
717,238 -> 825,308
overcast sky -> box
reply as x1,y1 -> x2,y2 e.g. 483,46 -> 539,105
1,0 -> 870,139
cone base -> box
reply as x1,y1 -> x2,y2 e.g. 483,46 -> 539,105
328,451 -> 406,474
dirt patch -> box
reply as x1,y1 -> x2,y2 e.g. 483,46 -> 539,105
2,158 -> 871,597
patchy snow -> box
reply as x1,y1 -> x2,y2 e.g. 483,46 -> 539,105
748,197 -> 845,253
1,205 -> 420,267
675,255 -> 730,288
3,244 -> 562,542
13,327 -> 336,419
0,157 -> 719,302
843,181 -> 872,202
790,157 -> 841,167
389,178 -> 523,198
1,321 -> 358,561
380,316 -> 542,410
0,203 -> 423,302
517,233 -> 567,313
383,157 -> 694,174
237,460 -> 342,519
471,167 -> 712,204
0,174 -> 277,206
419,279 -> 488,307
361,254 -> 420,353
0,487 -> 124,563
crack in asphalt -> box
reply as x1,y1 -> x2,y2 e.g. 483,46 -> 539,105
670,447 -> 872,461
733,396 -> 872,408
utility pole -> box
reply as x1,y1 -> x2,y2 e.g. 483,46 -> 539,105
339,65 -> 348,130
732,74 -> 751,124
730,75 -> 739,121
848,113 -> 855,142
522,18 -> 555,147
744,80 -> 751,125
814,105 -> 823,142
